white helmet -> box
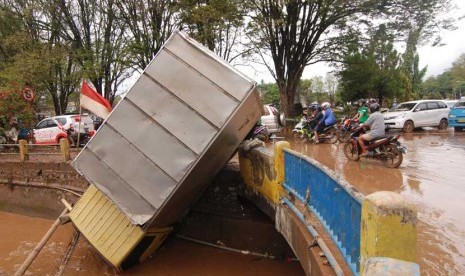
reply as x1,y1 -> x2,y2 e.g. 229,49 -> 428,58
322,102 -> 331,109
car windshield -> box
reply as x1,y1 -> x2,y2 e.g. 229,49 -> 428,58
453,101 -> 465,108
391,103 -> 416,111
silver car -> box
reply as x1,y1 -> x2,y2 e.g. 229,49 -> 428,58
261,105 -> 285,133
383,100 -> 449,132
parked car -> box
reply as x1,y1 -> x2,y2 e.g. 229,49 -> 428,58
261,104 -> 285,133
444,100 -> 458,108
383,100 -> 449,132
32,118 -> 68,144
448,98 -> 465,131
54,114 -> 94,133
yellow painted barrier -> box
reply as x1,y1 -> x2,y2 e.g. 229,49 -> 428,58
360,191 -> 417,274
60,138 -> 70,162
238,141 -> 289,204
19,140 -> 29,161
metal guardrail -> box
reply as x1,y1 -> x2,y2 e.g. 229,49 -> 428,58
282,148 -> 365,275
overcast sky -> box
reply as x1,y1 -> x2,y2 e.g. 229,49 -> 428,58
417,0 -> 465,77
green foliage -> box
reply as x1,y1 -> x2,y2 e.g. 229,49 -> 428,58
0,84 -> 35,128
258,81 -> 280,106
338,25 -> 402,105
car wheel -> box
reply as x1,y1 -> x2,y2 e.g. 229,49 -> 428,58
438,119 -> 448,130
403,121 -> 414,133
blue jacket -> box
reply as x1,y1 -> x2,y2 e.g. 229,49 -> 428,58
322,108 -> 336,125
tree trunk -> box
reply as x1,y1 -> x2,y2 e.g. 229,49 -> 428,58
279,85 -> 296,119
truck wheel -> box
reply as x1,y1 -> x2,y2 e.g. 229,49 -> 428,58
454,126 -> 463,132
403,121 -> 414,133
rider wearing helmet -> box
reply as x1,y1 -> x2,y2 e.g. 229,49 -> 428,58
307,105 -> 323,131
358,102 -> 385,156
314,102 -> 336,143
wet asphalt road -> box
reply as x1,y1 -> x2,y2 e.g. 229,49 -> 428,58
281,128 -> 465,275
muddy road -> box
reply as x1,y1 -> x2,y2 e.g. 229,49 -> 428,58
284,129 -> 465,275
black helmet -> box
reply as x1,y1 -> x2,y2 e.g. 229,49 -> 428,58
369,103 -> 380,113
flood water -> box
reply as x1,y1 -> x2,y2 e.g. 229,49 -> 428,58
0,211 -> 304,275
285,129 -> 465,275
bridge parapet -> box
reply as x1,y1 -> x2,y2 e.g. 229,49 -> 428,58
238,141 -> 419,275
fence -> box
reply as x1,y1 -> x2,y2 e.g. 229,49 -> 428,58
239,141 -> 419,275
0,139 -> 72,162
283,148 -> 364,274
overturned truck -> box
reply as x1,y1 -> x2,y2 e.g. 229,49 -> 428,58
69,31 -> 263,270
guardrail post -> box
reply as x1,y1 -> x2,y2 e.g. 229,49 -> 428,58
60,138 -> 71,162
360,191 -> 418,274
19,139 -> 29,161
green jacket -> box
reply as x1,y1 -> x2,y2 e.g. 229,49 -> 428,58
358,106 -> 369,123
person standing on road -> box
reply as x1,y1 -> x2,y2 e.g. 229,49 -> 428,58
353,100 -> 369,123
357,103 -> 385,157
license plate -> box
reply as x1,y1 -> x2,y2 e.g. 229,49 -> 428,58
458,119 -> 465,123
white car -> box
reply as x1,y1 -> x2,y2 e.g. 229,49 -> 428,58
261,105 -> 285,133
32,118 -> 68,144
383,100 -> 449,132
53,114 -> 94,133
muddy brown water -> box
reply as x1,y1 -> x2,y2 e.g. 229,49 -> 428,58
281,128 -> 465,275
0,210 -> 304,276
0,157 -> 304,275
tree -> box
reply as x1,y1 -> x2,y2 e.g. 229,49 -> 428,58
55,0 -> 130,104
324,73 -> 338,103
178,0 -> 249,63
246,0 -> 454,117
115,0 -> 180,71
339,25 -> 402,105
0,1 -> 82,115
0,84 -> 35,128
258,80 -> 279,106
247,1 -> 375,117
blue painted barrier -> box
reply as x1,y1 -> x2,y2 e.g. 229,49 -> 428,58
283,148 -> 365,275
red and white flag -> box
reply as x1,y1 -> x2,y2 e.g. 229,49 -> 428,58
80,81 -> 112,119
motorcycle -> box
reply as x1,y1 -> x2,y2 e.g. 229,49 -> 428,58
66,126 -> 91,147
246,123 -> 270,142
0,127 -> 19,150
292,119 -> 338,144
336,116 -> 358,143
343,127 -> 406,168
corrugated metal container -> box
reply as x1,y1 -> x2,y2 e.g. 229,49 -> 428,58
72,30 -> 262,228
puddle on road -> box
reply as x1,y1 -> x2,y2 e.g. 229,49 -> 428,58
283,130 -> 465,275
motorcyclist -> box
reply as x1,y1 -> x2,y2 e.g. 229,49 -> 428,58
306,105 -> 323,132
357,102 -> 385,157
353,99 -> 369,123
314,102 -> 335,143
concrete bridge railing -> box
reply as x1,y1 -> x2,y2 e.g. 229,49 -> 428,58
238,141 -> 419,275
